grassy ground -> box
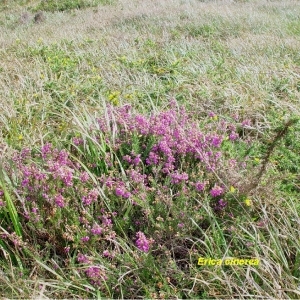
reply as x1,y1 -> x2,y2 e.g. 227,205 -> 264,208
0,0 -> 300,298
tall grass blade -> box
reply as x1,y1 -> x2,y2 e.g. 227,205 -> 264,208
0,166 -> 22,237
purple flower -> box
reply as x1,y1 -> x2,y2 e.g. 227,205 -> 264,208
170,172 -> 189,184
85,266 -> 106,280
210,135 -> 223,147
146,151 -> 160,165
132,155 -> 141,166
105,177 -> 114,188
115,187 -> 124,197
215,151 -> 222,160
91,225 -> 103,235
79,171 -> 89,183
210,185 -> 224,197
41,142 -> 52,160
21,179 -> 29,188
82,188 -> 99,205
82,195 -> 92,206
195,181 -> 206,192
135,115 -> 149,134
123,191 -> 131,199
20,148 -> 31,160
229,131 -> 239,141
115,185 -> 130,198
81,236 -> 90,243
73,137 -> 83,145
52,166 -> 74,186
64,246 -> 70,254
127,169 -> 147,184
102,216 -> 112,227
55,194 -> 65,208
77,253 -> 90,263
135,231 -> 151,253
215,198 -> 227,210
58,150 -> 69,165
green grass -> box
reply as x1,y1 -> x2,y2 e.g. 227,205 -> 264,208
0,0 -> 300,298
34,0 -> 115,12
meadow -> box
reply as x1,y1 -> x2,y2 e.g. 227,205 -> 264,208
0,0 -> 300,298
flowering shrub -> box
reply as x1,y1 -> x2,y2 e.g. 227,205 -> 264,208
4,100 -> 252,288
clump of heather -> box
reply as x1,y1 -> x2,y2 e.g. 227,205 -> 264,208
5,100 -> 253,290
9,143 -> 118,280
69,101 -> 250,241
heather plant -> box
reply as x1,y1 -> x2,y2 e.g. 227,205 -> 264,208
2,98 -> 299,297
70,101 -> 251,229
0,100 -> 251,292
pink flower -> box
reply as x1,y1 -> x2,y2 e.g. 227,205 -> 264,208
115,185 -> 130,198
210,185 -> 224,197
210,135 -> 223,147
215,198 -> 227,211
81,236 -> 90,242
79,171 -> 89,183
58,150 -> 69,165
91,225 -> 103,235
73,137 -> 83,145
82,188 -> 99,205
102,216 -> 112,227
132,155 -> 141,166
229,131 -> 239,141
146,151 -> 160,165
53,166 -> 74,186
41,142 -> 52,160
123,191 -> 131,199
77,253 -> 90,263
195,181 -> 206,192
85,266 -> 107,281
115,187 -> 124,197
55,194 -> 65,208
170,172 -> 188,184
135,231 -> 152,253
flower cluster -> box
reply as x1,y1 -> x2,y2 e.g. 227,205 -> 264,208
85,266 -> 107,287
135,231 -> 152,253
210,185 -> 224,197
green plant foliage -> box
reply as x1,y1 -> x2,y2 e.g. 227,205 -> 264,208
34,0 -> 115,12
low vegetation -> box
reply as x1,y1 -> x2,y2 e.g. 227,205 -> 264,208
0,0 -> 299,298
